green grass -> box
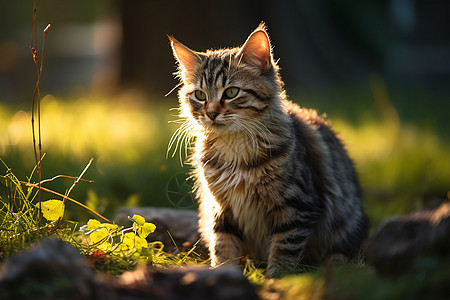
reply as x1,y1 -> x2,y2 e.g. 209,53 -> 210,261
0,94 -> 192,221
0,159 -> 74,259
1,89 -> 449,298
333,117 -> 450,224
0,162 -> 206,275
1,92 -> 448,225
323,256 -> 450,300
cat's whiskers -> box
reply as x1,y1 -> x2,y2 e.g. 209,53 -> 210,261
179,123 -> 193,162
205,115 -> 272,166
167,122 -> 186,158
174,112 -> 275,168
230,123 -> 257,163
167,119 -> 197,165
236,116 -> 273,152
168,119 -> 189,124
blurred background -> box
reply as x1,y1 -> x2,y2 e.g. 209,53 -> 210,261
0,0 -> 449,225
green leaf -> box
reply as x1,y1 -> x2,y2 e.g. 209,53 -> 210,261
37,200 -> 64,221
91,227 -> 109,244
137,222 -> 156,238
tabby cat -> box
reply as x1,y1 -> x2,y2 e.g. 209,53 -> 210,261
169,23 -> 367,277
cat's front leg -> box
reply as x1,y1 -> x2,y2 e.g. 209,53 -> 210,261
266,199 -> 319,277
266,227 -> 311,277
210,232 -> 242,267
210,212 -> 243,268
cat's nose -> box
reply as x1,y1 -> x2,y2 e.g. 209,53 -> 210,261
206,111 -> 219,120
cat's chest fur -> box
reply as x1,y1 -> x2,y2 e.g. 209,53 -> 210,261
204,161 -> 273,260
195,132 -> 288,255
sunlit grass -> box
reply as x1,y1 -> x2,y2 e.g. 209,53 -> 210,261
1,92 -> 449,224
0,159 -> 73,260
2,94 -> 165,164
0,160 -> 207,278
333,116 -> 450,223
0,94 -> 187,219
1,92 -> 449,298
262,273 -> 324,300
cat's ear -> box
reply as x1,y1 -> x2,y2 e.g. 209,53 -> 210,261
169,36 -> 202,80
238,24 -> 272,73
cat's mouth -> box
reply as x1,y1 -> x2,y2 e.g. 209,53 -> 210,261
200,115 -> 233,131
200,114 -> 257,135
202,117 -> 227,127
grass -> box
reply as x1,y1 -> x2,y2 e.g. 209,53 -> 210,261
0,161 -> 206,274
1,91 -> 448,224
333,117 -> 450,224
0,88 -> 449,298
0,159 -> 73,259
4,2 -> 446,296
0,93 -> 191,221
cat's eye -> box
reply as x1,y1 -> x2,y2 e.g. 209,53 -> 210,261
194,90 -> 207,101
224,87 -> 239,99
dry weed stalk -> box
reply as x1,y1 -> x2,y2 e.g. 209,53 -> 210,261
30,0 -> 51,221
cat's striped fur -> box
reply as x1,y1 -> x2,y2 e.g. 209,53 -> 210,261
169,23 -> 367,277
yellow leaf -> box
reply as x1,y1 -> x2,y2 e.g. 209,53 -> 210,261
91,228 -> 109,244
97,241 -> 112,252
37,200 -> 64,221
123,232 -> 148,250
87,219 -> 101,230
137,222 -> 156,238
113,243 -> 128,254
131,214 -> 145,226
102,223 -> 118,231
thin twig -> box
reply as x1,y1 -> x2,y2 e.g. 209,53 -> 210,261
37,24 -> 51,194
53,158 -> 95,226
19,181 -> 110,222
39,175 -> 94,185
30,0 -> 41,220
0,172 -> 109,222
30,0 -> 51,222
63,158 -> 94,204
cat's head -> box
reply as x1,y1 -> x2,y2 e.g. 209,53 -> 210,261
169,23 -> 282,134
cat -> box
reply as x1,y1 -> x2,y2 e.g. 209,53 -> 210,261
168,23 -> 368,278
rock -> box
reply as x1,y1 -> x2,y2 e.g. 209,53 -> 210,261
366,201 -> 450,275
0,239 -> 258,300
107,265 -> 259,300
0,238 -> 257,300
0,238 -> 100,300
115,207 -> 204,254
